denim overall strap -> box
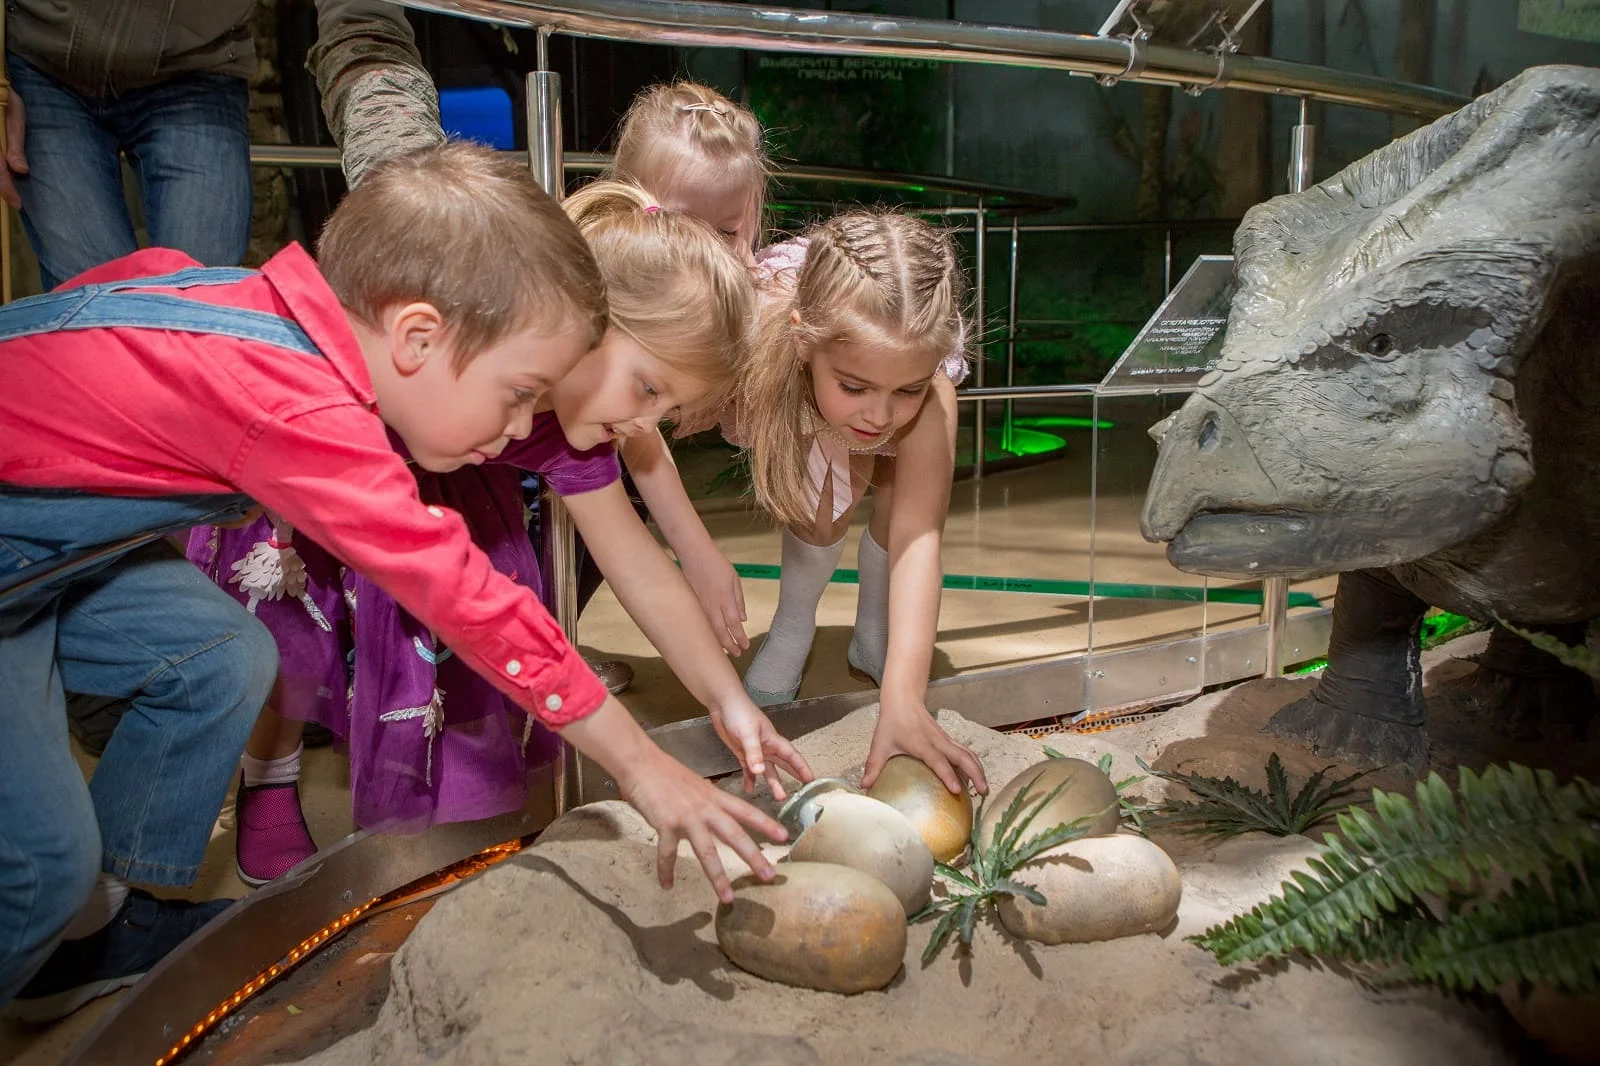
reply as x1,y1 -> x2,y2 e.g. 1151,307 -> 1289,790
0,265 -> 319,354
0,266 -> 326,615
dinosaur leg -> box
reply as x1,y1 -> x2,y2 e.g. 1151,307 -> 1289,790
1265,568 -> 1428,773
1432,622 -> 1596,742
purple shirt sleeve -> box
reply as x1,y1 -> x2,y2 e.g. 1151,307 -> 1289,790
493,411 -> 621,497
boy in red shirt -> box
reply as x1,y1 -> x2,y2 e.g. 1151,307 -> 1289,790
0,142 -> 789,1019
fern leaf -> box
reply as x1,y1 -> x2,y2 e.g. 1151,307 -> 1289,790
1405,854 -> 1600,995
1193,764 -> 1599,971
955,894 -> 983,949
990,879 -> 1048,907
1497,619 -> 1600,680
922,904 -> 963,964
1266,753 -> 1292,827
995,776 -> 1072,869
934,861 -> 979,892
1008,813 -> 1099,868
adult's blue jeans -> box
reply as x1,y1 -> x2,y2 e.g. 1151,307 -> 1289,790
4,54 -> 251,289
0,491 -> 276,1005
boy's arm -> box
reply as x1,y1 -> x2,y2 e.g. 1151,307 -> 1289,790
240,405 -> 789,898
620,429 -> 749,654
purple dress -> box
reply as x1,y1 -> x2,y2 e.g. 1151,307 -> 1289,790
189,412 -> 619,831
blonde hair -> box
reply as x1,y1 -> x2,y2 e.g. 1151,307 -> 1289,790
741,210 -> 968,528
611,81 -> 767,247
563,178 -> 755,409
318,140 -> 607,370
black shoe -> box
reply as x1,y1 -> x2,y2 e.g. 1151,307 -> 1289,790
586,658 -> 634,696
65,693 -> 128,758
1,890 -> 233,1023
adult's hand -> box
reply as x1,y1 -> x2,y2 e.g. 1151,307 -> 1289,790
0,90 -> 29,209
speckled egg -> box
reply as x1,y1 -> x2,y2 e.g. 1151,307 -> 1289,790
866,755 -> 975,863
790,792 -> 934,916
715,862 -> 907,993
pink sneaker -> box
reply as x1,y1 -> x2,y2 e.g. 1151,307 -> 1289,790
235,775 -> 317,887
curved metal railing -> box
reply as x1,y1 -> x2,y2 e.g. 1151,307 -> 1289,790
403,0 -> 1467,117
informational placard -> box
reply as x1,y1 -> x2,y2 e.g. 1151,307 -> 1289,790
1097,255 -> 1235,395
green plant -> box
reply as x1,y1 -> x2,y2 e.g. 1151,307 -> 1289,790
1498,618 -> 1600,679
1041,746 -> 1157,833
1192,763 -> 1600,994
915,773 -> 1099,964
1144,753 -> 1372,840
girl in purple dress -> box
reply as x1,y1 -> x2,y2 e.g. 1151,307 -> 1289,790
195,180 -> 809,884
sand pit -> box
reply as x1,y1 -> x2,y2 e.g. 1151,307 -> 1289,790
290,631 -> 1594,1066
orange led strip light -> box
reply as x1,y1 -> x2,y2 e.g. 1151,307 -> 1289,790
154,838 -> 529,1066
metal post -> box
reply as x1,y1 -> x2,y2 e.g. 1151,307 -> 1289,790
1262,97 -> 1315,678
972,198 -> 986,480
1003,214 -> 1020,453
526,53 -> 583,815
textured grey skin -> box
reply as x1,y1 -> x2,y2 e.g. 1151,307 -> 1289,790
1138,65 -> 1600,768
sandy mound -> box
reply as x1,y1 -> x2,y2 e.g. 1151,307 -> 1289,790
299,677 -> 1526,1066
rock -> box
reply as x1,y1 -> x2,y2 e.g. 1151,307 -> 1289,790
716,862 -> 907,993
867,755 -> 975,863
996,835 -> 1182,944
976,757 -> 1120,850
790,792 -> 935,915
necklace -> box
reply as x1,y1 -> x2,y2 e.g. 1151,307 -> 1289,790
802,404 -> 894,453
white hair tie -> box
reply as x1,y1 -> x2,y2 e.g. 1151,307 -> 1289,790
679,102 -> 726,116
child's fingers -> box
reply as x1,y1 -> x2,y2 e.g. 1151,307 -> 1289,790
708,804 -> 779,881
924,749 -> 966,795
948,740 -> 989,794
767,737 -> 814,785
762,762 -> 787,802
686,825 -> 736,903
717,789 -> 787,845
656,830 -> 680,890
739,731 -> 767,783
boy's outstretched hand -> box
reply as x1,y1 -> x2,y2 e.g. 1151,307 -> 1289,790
620,748 -> 787,904
862,692 -> 989,796
712,698 -> 815,801
560,697 -> 787,904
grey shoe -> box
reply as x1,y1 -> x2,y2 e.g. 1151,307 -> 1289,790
586,658 -> 634,696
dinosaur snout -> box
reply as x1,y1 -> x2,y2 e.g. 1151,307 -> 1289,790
1140,396 -> 1280,543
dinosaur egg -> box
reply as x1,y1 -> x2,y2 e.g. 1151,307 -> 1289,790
995,834 -> 1181,944
716,862 -> 907,993
789,792 -> 934,916
866,755 -> 975,863
976,757 -> 1120,851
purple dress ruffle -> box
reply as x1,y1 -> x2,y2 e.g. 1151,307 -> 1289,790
189,412 -> 619,832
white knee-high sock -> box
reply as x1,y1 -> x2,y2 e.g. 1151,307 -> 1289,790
241,745 -> 302,787
744,529 -> 846,696
61,874 -> 130,940
850,528 -> 890,682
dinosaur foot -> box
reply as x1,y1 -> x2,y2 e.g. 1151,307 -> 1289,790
1429,663 -> 1596,743
1264,690 -> 1426,775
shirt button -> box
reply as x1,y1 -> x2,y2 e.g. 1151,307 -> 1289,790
505,659 -> 522,676
544,694 -> 563,712
427,506 -> 444,517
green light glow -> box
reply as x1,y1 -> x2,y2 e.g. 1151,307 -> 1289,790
994,426 -> 1066,457
1013,415 -> 1115,430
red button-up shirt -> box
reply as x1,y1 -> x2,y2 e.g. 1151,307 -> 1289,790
0,244 -> 607,727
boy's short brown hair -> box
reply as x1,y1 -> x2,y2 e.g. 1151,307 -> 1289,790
317,141 -> 607,370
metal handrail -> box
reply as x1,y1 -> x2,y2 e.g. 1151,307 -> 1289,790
401,0 -> 1467,118
248,145 -> 1073,209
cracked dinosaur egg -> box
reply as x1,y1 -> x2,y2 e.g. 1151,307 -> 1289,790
789,792 -> 934,916
866,755 -> 975,863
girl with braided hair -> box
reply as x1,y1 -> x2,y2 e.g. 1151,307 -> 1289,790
733,210 -> 990,796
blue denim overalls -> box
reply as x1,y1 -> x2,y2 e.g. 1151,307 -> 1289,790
0,266 -> 318,1001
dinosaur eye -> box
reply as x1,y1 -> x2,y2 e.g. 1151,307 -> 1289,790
1365,333 -> 1394,357
1198,413 -> 1220,453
